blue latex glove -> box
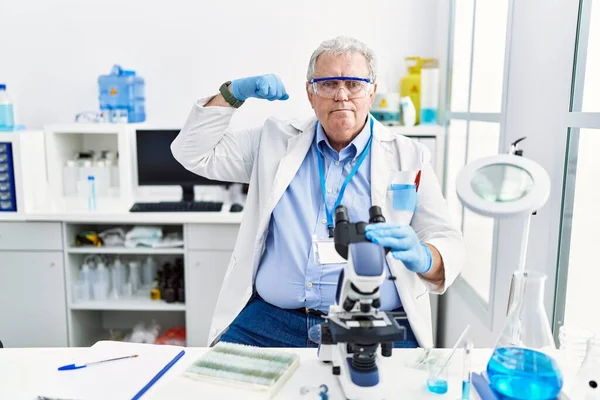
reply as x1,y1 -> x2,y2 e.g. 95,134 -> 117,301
230,74 -> 290,102
364,223 -> 433,274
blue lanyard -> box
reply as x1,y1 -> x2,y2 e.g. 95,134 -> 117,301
317,118 -> 374,236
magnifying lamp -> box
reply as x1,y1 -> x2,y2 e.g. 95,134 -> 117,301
455,137 -> 551,271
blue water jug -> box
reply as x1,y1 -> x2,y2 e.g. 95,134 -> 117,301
98,65 -> 146,123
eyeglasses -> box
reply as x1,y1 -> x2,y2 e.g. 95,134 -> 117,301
309,76 -> 373,99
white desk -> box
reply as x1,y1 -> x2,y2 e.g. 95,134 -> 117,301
0,347 -> 491,400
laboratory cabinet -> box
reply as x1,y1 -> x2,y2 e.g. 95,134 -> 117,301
59,221 -> 238,347
187,223 -> 239,251
0,251 -> 68,347
185,250 -> 232,346
0,219 -> 240,348
0,221 -> 63,250
185,223 -> 239,345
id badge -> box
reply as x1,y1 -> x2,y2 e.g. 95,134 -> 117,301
313,236 -> 346,265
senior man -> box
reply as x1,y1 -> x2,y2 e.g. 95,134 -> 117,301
171,36 -> 465,349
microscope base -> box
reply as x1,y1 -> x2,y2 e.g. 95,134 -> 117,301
319,342 -> 385,400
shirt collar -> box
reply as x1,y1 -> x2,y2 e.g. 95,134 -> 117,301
316,117 -> 371,162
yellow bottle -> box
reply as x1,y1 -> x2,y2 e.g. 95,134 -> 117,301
400,57 -> 423,125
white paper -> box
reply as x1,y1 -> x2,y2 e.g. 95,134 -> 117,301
36,341 -> 184,400
390,170 -> 418,186
316,241 -> 347,265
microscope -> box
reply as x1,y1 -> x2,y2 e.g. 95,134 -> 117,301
311,205 -> 408,400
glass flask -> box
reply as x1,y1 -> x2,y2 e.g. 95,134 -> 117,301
487,271 -> 563,399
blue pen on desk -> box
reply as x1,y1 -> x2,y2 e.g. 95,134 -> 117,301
58,354 -> 138,371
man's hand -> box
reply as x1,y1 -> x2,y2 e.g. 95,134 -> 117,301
364,223 -> 433,274
230,74 -> 289,102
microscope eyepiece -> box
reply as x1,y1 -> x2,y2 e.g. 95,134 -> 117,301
368,206 -> 386,223
335,205 -> 350,226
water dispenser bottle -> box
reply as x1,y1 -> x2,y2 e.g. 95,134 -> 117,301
0,84 -> 15,131
98,65 -> 146,123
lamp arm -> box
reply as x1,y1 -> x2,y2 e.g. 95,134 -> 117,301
509,137 -> 527,156
518,213 -> 532,272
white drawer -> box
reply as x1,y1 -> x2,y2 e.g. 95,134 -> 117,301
187,224 -> 240,250
0,222 -> 63,251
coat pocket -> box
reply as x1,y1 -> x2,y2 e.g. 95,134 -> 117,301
388,184 -> 417,213
385,170 -> 420,225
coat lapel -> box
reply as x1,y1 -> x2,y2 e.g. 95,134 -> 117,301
370,119 -> 396,210
268,118 -> 317,218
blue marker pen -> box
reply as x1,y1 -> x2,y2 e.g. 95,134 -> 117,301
462,340 -> 473,399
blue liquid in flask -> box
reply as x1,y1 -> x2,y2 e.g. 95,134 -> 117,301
487,347 -> 563,400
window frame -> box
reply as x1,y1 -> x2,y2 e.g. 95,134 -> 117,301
443,0 -> 515,327
553,0 -> 600,341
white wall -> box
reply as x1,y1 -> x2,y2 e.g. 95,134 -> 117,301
0,0 -> 441,130
563,130 -> 600,336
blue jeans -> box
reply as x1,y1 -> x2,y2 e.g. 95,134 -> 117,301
218,297 -> 419,348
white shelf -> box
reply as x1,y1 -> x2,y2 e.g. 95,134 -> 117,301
385,124 -> 445,137
70,298 -> 185,311
45,123 -> 132,135
67,246 -> 184,254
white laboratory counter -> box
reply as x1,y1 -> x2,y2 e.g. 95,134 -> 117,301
0,197 -> 244,224
23,208 -> 244,224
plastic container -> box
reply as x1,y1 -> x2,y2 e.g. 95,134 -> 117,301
98,65 -> 146,123
74,260 -> 93,302
63,160 -> 79,196
92,159 -> 110,197
110,263 -> 121,300
95,259 -> 110,287
113,256 -> 127,294
72,280 -> 91,302
420,58 -> 439,124
0,84 -> 15,131
400,57 -> 422,125
76,159 -> 93,198
103,151 -> 119,190
142,256 -> 158,287
400,96 -> 417,127
128,261 -> 142,295
92,281 -> 109,301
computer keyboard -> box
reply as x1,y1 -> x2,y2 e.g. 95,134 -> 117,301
129,201 -> 224,212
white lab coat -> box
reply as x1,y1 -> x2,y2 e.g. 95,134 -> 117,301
171,97 -> 466,348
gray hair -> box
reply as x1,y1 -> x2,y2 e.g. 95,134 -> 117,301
306,36 -> 377,83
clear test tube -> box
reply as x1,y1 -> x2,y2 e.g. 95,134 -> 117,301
462,339 -> 473,400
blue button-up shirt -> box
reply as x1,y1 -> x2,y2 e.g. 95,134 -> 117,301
255,119 -> 401,313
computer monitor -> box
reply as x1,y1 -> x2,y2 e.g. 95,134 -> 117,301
136,129 -> 229,202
